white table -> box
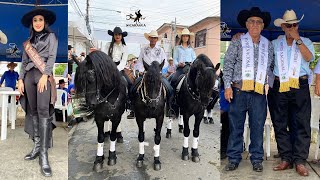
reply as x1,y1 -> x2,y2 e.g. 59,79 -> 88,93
0,91 -> 20,140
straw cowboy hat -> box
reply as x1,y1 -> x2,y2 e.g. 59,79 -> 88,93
274,10 -> 304,27
7,62 -> 17,68
21,7 -> 56,28
108,27 -> 128,37
178,28 -> 194,38
168,57 -> 173,61
127,54 -> 137,61
237,7 -> 271,29
0,30 -> 7,44
144,30 -> 161,41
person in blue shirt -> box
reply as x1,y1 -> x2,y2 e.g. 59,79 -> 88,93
57,79 -> 67,106
0,62 -> 19,90
219,71 -> 230,160
170,28 -> 196,132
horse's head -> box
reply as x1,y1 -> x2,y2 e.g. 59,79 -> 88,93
75,50 -> 121,107
190,54 -> 220,107
142,60 -> 165,108
75,55 -> 97,106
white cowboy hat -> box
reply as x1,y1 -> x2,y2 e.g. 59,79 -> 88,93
0,30 -> 8,44
178,28 -> 194,38
274,10 -> 304,27
144,30 -> 161,41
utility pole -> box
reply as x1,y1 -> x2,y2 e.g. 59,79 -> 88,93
174,17 -> 177,46
86,0 -> 91,34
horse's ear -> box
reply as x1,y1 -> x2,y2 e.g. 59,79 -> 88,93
143,59 -> 149,71
214,63 -> 220,71
160,59 -> 165,69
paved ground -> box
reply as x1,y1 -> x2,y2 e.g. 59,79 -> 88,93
0,122 -> 68,180
68,107 -> 221,180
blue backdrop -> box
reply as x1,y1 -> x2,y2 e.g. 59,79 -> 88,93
221,0 -> 320,42
0,0 -> 68,62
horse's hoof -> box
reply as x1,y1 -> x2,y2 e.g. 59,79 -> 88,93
191,148 -> 200,163
93,162 -> 103,171
166,132 -> 171,139
117,137 -> 124,143
192,156 -> 200,163
108,158 -> 117,166
154,163 -> 161,171
179,128 -> 183,133
208,117 -> 214,124
204,119 -> 209,124
136,160 -> 144,168
182,155 -> 189,161
108,151 -> 117,166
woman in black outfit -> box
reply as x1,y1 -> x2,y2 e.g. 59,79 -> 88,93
18,8 -> 58,177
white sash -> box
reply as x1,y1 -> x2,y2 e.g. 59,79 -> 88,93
277,37 -> 302,92
240,33 -> 269,94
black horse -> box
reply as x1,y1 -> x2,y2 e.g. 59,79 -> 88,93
74,51 -> 127,171
203,73 -> 220,124
168,54 -> 219,162
131,60 -> 166,171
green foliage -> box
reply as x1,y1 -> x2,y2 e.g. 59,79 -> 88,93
55,64 -> 67,76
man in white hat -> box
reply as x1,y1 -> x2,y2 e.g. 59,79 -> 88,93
134,30 -> 174,116
0,30 -> 8,44
271,10 -> 315,176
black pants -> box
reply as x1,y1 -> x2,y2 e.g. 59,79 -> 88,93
24,68 -> 51,119
271,78 -> 311,165
170,67 -> 184,89
221,111 -> 230,154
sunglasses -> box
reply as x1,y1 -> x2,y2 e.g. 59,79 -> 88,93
284,23 -> 298,28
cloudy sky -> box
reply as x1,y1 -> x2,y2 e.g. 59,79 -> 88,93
69,0 -> 220,55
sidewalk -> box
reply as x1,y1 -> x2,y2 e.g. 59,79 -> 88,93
220,141 -> 320,180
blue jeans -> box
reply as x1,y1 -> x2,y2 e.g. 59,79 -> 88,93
227,88 -> 267,164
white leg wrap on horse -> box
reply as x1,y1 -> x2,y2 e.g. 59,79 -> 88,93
183,137 -> 189,148
179,115 -> 184,125
153,144 -> 160,157
97,143 -> 104,156
110,140 -> 116,152
116,123 -> 121,132
192,137 -> 199,149
167,118 -> 172,129
208,110 -> 212,118
204,110 -> 208,117
139,142 -> 145,154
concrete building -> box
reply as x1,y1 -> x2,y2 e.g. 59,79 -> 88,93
157,16 -> 220,66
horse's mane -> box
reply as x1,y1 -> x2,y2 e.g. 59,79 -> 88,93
189,54 -> 214,78
189,54 -> 216,91
75,51 -> 126,95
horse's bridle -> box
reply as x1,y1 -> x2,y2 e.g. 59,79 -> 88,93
84,69 -> 120,109
184,66 -> 216,105
138,73 -> 165,105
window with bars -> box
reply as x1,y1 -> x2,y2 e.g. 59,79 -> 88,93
195,29 -> 207,48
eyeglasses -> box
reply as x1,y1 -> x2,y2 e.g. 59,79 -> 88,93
246,19 -> 263,25
284,23 -> 298,28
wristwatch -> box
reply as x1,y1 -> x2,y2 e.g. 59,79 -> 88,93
295,39 -> 303,45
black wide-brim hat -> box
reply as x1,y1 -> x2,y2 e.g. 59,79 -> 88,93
108,27 -> 128,37
237,7 -> 271,29
21,7 -> 56,28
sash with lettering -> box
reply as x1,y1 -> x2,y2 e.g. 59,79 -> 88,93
277,36 -> 302,92
23,40 -> 57,105
240,33 -> 269,94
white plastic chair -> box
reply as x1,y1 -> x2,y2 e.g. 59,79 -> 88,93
0,87 -> 13,108
311,95 -> 320,160
55,89 -> 68,122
